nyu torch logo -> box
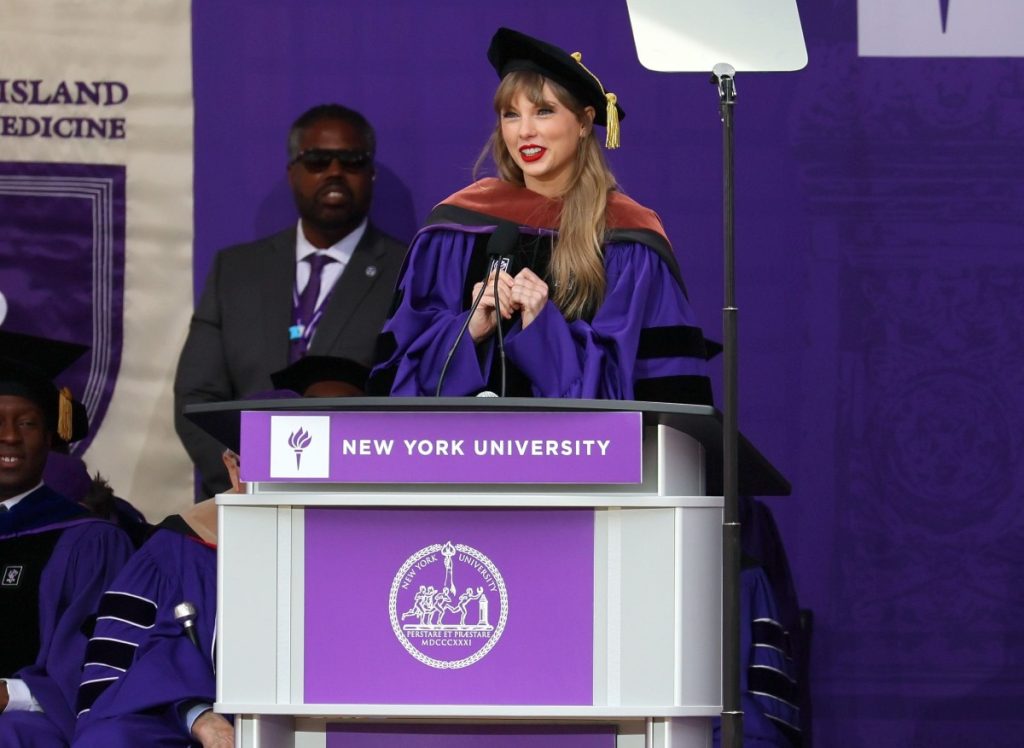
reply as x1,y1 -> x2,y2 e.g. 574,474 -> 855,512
269,415 -> 330,478
288,427 -> 313,469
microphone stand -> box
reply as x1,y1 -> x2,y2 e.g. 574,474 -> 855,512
492,265 -> 508,396
713,62 -> 743,748
436,280 -> 489,397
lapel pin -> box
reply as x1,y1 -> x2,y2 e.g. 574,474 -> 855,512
365,265 -> 378,278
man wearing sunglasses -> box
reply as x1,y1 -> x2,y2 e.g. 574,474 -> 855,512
174,104 -> 405,498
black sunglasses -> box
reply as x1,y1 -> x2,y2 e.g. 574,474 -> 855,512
290,148 -> 374,173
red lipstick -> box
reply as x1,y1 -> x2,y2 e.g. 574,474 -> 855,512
519,145 -> 546,163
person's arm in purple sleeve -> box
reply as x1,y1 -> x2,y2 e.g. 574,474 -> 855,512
505,242 -> 710,401
372,228 -> 495,396
15,520 -> 133,738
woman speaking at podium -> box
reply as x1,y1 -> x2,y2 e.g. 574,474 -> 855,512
371,27 -> 713,404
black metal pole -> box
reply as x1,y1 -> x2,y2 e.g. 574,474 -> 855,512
713,62 -> 743,748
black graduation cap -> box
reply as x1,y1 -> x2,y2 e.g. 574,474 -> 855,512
487,27 -> 625,148
0,329 -> 88,442
269,356 -> 370,397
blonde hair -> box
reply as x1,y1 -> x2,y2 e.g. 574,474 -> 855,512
477,71 -> 618,320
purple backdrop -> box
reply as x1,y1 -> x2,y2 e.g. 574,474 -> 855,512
192,2 -> 1024,745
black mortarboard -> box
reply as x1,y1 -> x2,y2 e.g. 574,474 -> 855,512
270,356 -> 370,397
0,329 -> 88,442
487,27 -> 625,148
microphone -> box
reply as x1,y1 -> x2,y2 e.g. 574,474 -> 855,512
487,222 -> 519,397
174,601 -> 201,650
435,222 -> 520,397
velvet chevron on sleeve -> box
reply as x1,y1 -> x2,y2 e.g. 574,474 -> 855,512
0,485 -> 134,744
73,527 -> 218,746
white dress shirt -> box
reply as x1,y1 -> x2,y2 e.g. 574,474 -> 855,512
294,217 -> 368,310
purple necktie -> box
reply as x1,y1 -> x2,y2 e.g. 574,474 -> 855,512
290,253 -> 335,362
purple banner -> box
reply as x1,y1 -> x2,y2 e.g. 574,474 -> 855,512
304,507 -> 594,705
0,161 -> 125,454
240,410 -> 641,484
326,723 -> 615,747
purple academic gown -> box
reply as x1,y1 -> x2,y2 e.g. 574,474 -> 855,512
713,563 -> 803,748
371,181 -> 713,403
72,525 -> 217,748
0,486 -> 133,748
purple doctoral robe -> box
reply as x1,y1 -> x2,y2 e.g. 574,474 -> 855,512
713,562 -> 803,748
371,178 -> 713,403
0,485 -> 133,747
72,524 -> 217,747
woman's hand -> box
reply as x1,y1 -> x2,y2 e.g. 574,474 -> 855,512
510,268 -> 549,330
468,270 -> 514,343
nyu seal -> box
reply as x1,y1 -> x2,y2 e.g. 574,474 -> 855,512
389,540 -> 508,669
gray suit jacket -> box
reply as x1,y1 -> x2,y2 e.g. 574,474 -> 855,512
173,223 -> 405,497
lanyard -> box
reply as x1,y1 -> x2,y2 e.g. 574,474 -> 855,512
289,269 -> 337,345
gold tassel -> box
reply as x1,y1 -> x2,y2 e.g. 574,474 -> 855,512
605,93 -> 620,149
570,51 -> 621,150
57,387 -> 73,442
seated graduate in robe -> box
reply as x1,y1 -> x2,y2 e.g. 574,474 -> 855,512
72,355 -> 369,748
44,398 -> 150,550
712,557 -> 802,748
71,497 -> 228,748
0,331 -> 134,748
371,27 -> 713,403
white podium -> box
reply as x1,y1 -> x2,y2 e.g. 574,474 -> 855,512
186,398 -> 788,748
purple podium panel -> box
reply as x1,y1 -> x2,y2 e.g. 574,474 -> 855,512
304,507 -> 595,705
326,723 -> 616,747
240,410 -> 642,484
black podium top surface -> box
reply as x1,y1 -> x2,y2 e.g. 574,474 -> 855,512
184,397 -> 790,496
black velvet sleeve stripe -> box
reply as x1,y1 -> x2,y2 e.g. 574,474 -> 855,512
96,591 -> 157,628
366,365 -> 396,396
374,331 -> 398,364
79,613 -> 98,639
766,714 -> 803,747
387,286 -> 404,320
83,637 -> 137,670
633,375 -> 713,406
367,342 -> 398,396
749,665 -> 799,706
76,677 -> 117,714
752,618 -> 789,652
367,332 -> 399,395
637,325 -> 708,360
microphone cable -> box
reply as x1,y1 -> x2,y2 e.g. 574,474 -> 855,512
435,277 -> 490,397
492,263 -> 508,396
435,222 -> 520,397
